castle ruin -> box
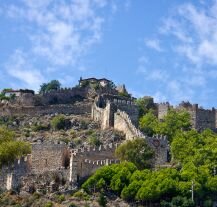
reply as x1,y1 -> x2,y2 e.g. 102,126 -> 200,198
2,77 -> 215,192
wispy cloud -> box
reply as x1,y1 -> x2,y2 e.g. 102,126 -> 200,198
6,0 -> 110,66
144,39 -> 163,52
1,0 -> 130,89
138,67 -> 169,82
139,1 -> 217,106
5,50 -> 45,90
162,2 -> 217,66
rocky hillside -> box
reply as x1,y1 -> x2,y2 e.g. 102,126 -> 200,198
0,114 -> 125,147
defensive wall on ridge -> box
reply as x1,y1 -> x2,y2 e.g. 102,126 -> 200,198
114,110 -> 168,165
0,90 -> 170,191
158,102 -> 217,131
0,103 -> 92,116
92,102 -> 169,166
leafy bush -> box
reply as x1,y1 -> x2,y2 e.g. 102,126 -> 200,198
0,127 -> 31,167
58,194 -> 65,203
80,120 -> 88,129
70,129 -> 76,138
74,138 -> 82,145
50,115 -> 67,130
69,203 -> 78,207
44,201 -> 53,207
115,138 -> 154,169
88,135 -> 101,147
73,190 -> 90,200
32,123 -> 50,132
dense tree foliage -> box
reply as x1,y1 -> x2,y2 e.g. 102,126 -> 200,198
135,97 -> 156,118
82,107 -> 217,206
139,109 -> 191,141
0,127 -> 31,167
115,138 -> 154,169
82,160 -> 217,206
139,110 -> 159,136
39,80 -> 61,94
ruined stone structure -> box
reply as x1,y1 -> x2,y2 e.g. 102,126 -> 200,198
0,141 -> 119,192
31,142 -> 69,174
1,77 -> 200,192
158,101 -> 217,131
0,156 -> 31,191
92,102 -> 169,166
158,102 -> 170,120
0,103 -> 92,117
69,143 -> 119,183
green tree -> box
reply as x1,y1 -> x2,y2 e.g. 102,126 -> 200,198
39,80 -> 61,94
139,110 -> 158,136
158,109 -> 191,141
139,109 -> 191,142
136,97 -> 155,118
115,138 -> 154,169
0,127 -> 31,167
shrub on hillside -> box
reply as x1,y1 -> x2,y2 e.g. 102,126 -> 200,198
88,135 -> 101,147
50,115 -> 70,130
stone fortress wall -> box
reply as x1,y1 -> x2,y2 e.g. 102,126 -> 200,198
0,103 -> 92,116
92,102 -> 169,166
0,156 -> 31,191
0,94 -> 168,191
158,102 -> 217,131
69,143 -> 119,183
30,142 -> 68,174
158,102 -> 170,120
1,77 -> 216,192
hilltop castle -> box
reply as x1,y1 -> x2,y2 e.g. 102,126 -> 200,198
0,77 -> 215,192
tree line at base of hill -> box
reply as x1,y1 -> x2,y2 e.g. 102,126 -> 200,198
82,109 -> 217,206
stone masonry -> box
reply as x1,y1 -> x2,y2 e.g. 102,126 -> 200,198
158,101 -> 217,131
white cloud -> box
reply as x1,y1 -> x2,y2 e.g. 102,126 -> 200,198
162,2 -> 217,66
137,66 -> 169,82
145,39 -> 163,52
153,91 -> 167,103
139,1 -> 217,106
5,0 -> 110,66
5,50 -> 45,90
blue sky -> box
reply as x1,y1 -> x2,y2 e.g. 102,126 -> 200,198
0,0 -> 217,108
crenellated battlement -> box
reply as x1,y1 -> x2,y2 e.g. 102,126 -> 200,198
115,109 -> 144,138
83,159 -> 120,166
71,142 -> 119,156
